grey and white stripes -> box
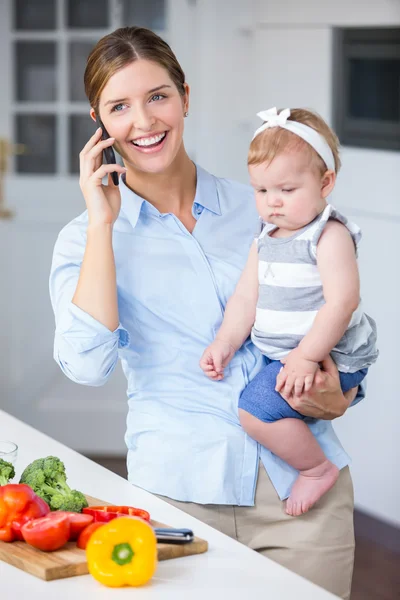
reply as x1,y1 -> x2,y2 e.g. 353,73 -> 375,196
251,204 -> 378,373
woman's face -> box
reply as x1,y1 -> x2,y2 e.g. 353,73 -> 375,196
93,59 -> 189,175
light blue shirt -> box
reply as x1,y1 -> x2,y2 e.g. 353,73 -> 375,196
50,165 -> 363,505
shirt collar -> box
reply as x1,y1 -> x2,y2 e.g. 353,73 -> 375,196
193,164 -> 221,216
119,175 -> 146,229
119,163 -> 221,229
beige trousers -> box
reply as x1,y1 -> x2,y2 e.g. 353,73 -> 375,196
157,463 -> 355,600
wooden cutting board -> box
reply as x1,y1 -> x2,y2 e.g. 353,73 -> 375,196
0,494 -> 208,581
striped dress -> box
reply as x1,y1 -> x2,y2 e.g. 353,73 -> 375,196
251,204 -> 378,373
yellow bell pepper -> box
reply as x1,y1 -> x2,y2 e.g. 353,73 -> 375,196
86,516 -> 157,587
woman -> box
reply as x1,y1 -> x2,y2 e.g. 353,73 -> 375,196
50,27 -> 362,599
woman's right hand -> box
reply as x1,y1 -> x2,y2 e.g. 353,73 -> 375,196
199,339 -> 236,381
79,127 -> 127,227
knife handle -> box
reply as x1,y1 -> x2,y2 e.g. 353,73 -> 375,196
154,528 -> 194,544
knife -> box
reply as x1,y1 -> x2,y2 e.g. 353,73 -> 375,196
154,528 -> 194,544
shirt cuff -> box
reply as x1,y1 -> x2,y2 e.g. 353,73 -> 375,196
57,302 -> 130,354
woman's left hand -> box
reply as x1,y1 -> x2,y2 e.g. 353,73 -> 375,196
278,355 -> 354,420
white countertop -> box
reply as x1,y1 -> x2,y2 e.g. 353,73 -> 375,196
0,409 -> 338,599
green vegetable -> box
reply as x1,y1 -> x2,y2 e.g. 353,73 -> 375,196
19,456 -> 88,512
0,459 -> 15,486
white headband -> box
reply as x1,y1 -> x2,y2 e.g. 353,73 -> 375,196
252,107 -> 335,172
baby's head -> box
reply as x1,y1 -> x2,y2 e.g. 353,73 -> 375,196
248,108 -> 341,231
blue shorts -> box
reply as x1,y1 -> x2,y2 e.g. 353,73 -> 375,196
238,359 -> 367,423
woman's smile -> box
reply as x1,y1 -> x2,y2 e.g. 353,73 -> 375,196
129,130 -> 168,153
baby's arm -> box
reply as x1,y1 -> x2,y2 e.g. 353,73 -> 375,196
217,242 -> 259,349
298,220 -> 360,362
276,220 -> 359,396
200,243 -> 259,379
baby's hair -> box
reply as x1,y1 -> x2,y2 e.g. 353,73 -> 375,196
248,108 -> 341,175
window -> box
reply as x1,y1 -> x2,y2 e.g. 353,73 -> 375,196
333,27 -> 400,151
12,0 -> 167,174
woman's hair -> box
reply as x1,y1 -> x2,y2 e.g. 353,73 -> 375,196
84,26 -> 186,113
248,108 -> 341,175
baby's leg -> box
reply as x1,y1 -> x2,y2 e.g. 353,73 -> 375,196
239,411 -> 339,516
238,361 -> 339,516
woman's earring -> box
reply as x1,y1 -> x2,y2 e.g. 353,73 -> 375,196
184,111 -> 189,117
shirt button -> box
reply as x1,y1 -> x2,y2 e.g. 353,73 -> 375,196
194,204 -> 203,215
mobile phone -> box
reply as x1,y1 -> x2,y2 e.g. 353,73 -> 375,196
95,115 -> 119,186
154,528 -> 194,544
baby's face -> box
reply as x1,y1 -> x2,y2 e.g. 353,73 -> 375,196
249,150 -> 328,231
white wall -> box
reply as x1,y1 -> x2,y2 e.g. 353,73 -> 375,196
256,0 -> 400,25
193,0 -> 255,183
248,1 -> 400,526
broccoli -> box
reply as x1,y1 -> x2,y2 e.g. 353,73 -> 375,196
0,458 -> 15,486
19,456 -> 88,512
49,490 -> 88,512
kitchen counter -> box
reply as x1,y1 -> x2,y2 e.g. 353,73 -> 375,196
0,409 -> 338,599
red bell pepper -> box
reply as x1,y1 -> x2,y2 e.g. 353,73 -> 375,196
82,505 -> 150,523
76,522 -> 104,549
21,512 -> 70,551
56,511 -> 94,540
0,484 -> 50,542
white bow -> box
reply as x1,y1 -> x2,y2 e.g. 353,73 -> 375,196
256,107 -> 291,128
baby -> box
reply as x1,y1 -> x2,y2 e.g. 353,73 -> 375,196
200,107 -> 378,516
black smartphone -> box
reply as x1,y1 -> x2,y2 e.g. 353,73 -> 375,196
153,528 -> 194,544
95,115 -> 119,186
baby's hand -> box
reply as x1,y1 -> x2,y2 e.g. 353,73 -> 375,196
199,339 -> 236,381
275,348 -> 319,398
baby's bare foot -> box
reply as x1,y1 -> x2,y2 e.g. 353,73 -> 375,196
286,461 -> 339,516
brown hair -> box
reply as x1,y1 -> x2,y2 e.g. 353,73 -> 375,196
84,26 -> 186,113
248,108 -> 341,174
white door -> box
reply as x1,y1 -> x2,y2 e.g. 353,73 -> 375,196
0,0 -> 197,454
